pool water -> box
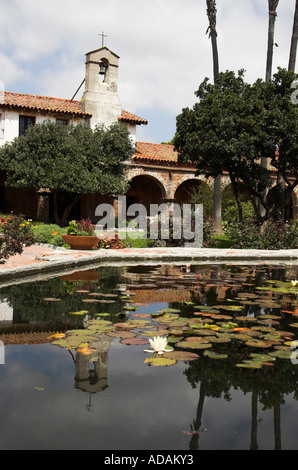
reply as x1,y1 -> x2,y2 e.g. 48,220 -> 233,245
0,263 -> 297,450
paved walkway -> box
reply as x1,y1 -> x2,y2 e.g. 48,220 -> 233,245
0,243 -> 297,285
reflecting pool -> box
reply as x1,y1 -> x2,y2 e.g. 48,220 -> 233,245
0,263 -> 297,450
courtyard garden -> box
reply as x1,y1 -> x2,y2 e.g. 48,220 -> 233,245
0,207 -> 297,265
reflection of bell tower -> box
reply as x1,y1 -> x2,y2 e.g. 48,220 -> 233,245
74,333 -> 113,394
79,47 -> 122,129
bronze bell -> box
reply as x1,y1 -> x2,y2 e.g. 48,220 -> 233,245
99,62 -> 106,75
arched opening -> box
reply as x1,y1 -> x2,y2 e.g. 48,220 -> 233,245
125,175 -> 165,213
221,183 -> 254,222
266,185 -> 294,221
174,179 -> 212,214
99,58 -> 109,83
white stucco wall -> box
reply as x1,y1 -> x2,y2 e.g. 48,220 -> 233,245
0,109 -> 84,147
0,109 -> 19,145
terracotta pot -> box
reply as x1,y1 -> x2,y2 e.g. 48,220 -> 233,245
60,270 -> 100,281
62,234 -> 99,250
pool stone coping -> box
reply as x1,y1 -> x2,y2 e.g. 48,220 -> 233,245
0,244 -> 297,287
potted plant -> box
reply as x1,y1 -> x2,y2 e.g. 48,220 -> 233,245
62,218 -> 99,250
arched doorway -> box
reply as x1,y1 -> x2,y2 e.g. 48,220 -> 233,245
125,175 -> 165,213
266,185 -> 294,221
174,179 -> 213,214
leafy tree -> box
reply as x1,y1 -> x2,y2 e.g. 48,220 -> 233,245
251,68 -> 298,219
0,121 -> 134,225
174,68 -> 298,224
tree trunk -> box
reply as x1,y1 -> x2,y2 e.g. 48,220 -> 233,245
260,1 -> 279,219
53,190 -> 60,226
60,194 -> 84,227
230,177 -> 243,223
209,21 -> 219,81
206,0 -> 222,234
288,0 -> 298,72
212,176 -> 222,233
53,189 -> 83,226
265,2 -> 279,82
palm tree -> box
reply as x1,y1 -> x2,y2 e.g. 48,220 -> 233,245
259,1 -> 280,218
206,0 -> 222,234
206,0 -> 219,81
288,0 -> 298,72
266,0 -> 279,82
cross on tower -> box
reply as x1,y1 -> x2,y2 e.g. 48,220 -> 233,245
98,31 -> 108,47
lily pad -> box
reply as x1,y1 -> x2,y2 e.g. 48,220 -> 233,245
269,350 -> 294,359
144,356 -> 176,367
208,335 -> 231,343
120,337 -> 149,345
245,339 -> 274,348
167,336 -> 184,343
163,351 -> 199,361
203,351 -> 228,359
113,322 -> 135,329
68,310 -> 89,315
107,331 -> 137,339
236,362 -> 262,369
122,306 -> 140,311
169,328 -> 185,336
43,298 -> 61,301
249,353 -> 275,362
161,308 -> 181,313
235,316 -> 257,322
150,312 -> 166,318
219,305 -> 243,311
257,319 -> 280,326
139,329 -> 169,337
52,337 -> 96,349
176,339 -> 212,350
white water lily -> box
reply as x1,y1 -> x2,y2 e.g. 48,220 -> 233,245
144,336 -> 173,355
291,280 -> 298,287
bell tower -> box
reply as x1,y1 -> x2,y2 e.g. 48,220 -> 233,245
79,47 -> 122,128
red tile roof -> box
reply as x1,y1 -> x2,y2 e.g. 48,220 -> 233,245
134,141 -> 178,163
119,110 -> 148,125
1,91 -> 91,116
1,91 -> 147,125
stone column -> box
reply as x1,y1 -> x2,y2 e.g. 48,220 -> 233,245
36,188 -> 50,222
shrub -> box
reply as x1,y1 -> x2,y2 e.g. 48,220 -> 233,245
32,223 -> 65,246
65,218 -> 95,236
0,214 -> 35,262
225,219 -> 298,249
222,200 -> 255,225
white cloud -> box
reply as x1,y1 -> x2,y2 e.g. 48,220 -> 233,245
0,0 -> 296,142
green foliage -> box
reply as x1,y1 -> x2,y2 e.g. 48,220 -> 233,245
0,121 -> 135,224
225,220 -> 298,249
0,214 -> 35,261
174,68 -> 298,224
32,222 -> 64,246
0,121 -> 134,194
222,200 -> 255,225
65,218 -> 95,236
187,183 -> 214,216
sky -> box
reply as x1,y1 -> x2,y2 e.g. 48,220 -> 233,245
0,0 -> 296,144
